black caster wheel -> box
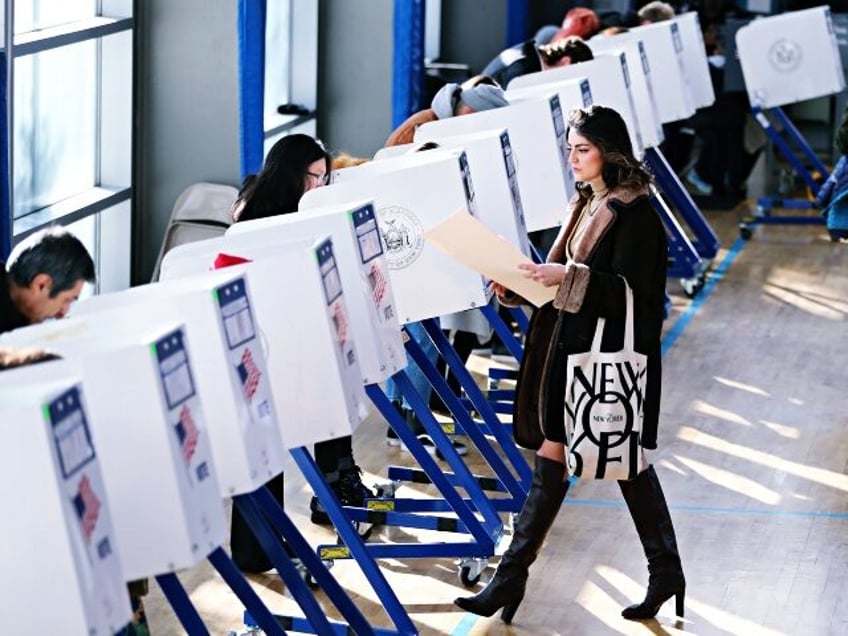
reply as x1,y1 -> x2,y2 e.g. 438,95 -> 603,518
739,224 -> 753,240
459,565 -> 481,587
304,571 -> 319,590
457,558 -> 488,587
680,278 -> 699,299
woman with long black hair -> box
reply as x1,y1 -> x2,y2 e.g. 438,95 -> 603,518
228,133 -> 376,572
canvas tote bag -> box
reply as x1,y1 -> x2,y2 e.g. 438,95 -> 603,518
564,280 -> 647,480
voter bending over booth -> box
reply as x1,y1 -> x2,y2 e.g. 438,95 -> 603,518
0,228 -> 157,628
1,226 -> 94,334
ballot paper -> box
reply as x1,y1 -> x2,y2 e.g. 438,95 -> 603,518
424,210 -> 556,308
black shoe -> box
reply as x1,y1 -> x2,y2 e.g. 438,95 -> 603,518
386,426 -> 402,447
454,456 -> 569,624
310,496 -> 332,526
401,433 -> 467,459
621,579 -> 685,620
310,466 -> 376,526
338,465 -> 376,506
618,466 -> 686,621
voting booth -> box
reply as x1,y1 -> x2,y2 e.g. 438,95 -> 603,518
160,236 -> 367,449
0,322 -> 227,581
0,379 -> 131,635
672,12 -> 716,110
600,21 -> 696,123
736,6 -> 844,108
412,96 -> 572,232
377,130 -> 533,257
72,269 -> 286,497
509,56 -> 645,158
226,201 -> 405,386
589,38 -> 665,148
301,150 -> 492,323
734,6 -> 841,234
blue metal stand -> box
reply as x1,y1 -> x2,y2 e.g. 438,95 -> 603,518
154,573 -> 210,635
741,105 -> 828,239
248,486 -> 378,634
362,375 -> 503,545
402,332 -> 527,502
207,547 -> 287,636
479,302 -> 523,362
289,446 -> 418,635
362,379 -> 502,588
645,146 -> 720,261
231,493 -> 341,635
644,148 -> 715,298
420,319 -> 532,486
648,188 -> 709,297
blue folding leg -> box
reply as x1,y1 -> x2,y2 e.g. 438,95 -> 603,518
479,302 -> 524,362
289,445 -> 418,635
155,548 -> 288,636
420,318 -> 533,486
741,105 -> 828,238
207,547 -> 287,636
363,374 -> 503,546
231,494 -> 338,635
154,573 -> 210,635
402,330 -> 527,509
644,146 -> 720,261
247,486 -> 378,634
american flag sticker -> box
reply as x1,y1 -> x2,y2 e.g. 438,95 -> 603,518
174,404 -> 199,465
237,347 -> 262,403
368,262 -> 387,309
72,474 -> 101,544
331,301 -> 349,348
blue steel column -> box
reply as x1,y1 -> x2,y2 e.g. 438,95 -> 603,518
505,0 -> 530,47
1,50 -> 11,259
237,0 -> 266,179
392,0 -> 425,129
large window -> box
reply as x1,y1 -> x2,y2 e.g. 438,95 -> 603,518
13,39 -> 97,218
2,0 -> 133,293
262,0 -> 317,155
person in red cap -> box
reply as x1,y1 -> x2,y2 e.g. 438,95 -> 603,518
551,7 -> 601,42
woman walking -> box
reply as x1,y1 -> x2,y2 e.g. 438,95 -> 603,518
454,105 -> 685,624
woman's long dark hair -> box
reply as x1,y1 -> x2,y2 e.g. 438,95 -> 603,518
567,105 -> 652,199
232,134 -> 331,223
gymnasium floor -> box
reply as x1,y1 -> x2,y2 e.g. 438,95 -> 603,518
144,199 -> 848,635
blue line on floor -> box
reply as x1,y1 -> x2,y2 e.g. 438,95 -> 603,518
450,613 -> 481,636
452,237 -> 747,636
661,236 -> 746,356
563,497 -> 848,519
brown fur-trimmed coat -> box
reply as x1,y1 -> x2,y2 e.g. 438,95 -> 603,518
508,184 -> 667,450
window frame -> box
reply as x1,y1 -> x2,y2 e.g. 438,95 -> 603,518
2,0 -> 133,292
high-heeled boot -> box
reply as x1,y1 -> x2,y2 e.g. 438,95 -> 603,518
454,455 -> 569,624
618,465 -> 686,620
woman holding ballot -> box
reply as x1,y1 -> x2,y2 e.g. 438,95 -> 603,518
454,105 -> 685,624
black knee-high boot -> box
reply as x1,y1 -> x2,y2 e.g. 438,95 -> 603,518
618,465 -> 686,620
453,455 -> 568,624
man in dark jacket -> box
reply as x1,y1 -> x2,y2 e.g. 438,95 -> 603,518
482,35 -> 594,89
0,226 -> 95,334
